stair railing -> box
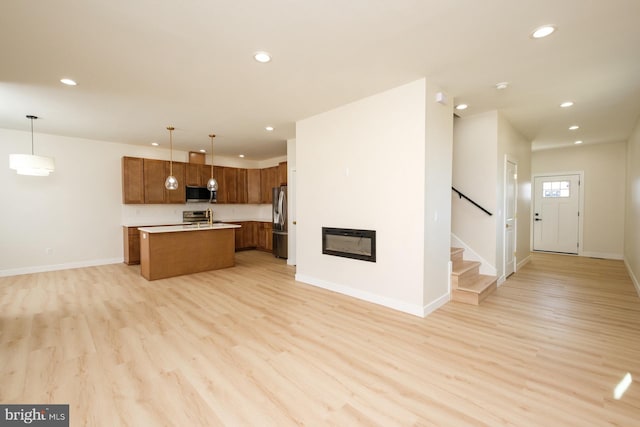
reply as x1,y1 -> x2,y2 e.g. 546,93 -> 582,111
451,187 -> 493,216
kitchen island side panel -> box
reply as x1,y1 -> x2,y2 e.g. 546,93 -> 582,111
139,228 -> 235,280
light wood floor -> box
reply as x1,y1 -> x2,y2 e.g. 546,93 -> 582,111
1,251 -> 639,426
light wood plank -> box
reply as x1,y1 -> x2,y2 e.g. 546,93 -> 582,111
1,252 -> 639,426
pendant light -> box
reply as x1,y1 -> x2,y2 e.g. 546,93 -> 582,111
164,126 -> 178,190
207,133 -> 219,191
9,115 -> 55,176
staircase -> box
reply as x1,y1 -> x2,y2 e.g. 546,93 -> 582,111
450,247 -> 497,305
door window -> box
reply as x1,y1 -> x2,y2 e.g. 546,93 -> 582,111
542,181 -> 570,198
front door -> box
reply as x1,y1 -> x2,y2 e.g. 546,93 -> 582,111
533,174 -> 581,254
505,160 -> 517,276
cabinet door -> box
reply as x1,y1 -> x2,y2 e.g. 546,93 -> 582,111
200,164 -> 215,188
144,159 -> 166,204
260,167 -> 278,204
186,163 -> 203,186
214,166 -> 226,203
165,161 -> 186,204
245,221 -> 257,247
247,169 -> 261,204
122,157 -> 144,204
237,168 -> 248,204
223,167 -> 238,203
264,222 -> 273,251
233,222 -> 244,250
278,161 -> 288,186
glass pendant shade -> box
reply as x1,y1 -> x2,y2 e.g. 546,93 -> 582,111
165,126 -> 178,190
9,115 -> 55,176
165,175 -> 178,190
207,177 -> 218,191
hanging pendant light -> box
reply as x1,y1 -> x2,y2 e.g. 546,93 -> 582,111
207,133 -> 219,191
9,115 -> 55,176
164,126 -> 178,190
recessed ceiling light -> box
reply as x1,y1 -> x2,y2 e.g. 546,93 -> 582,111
60,78 -> 77,86
574,140 -> 583,145
495,82 -> 509,90
531,25 -> 556,39
569,125 -> 579,130
560,101 -> 574,108
254,51 -> 272,63
265,126 -> 274,131
151,142 -> 159,146
239,154 -> 245,158
455,104 -> 468,110
199,149 -> 206,153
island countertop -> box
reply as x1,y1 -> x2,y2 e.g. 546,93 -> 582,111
138,223 -> 241,233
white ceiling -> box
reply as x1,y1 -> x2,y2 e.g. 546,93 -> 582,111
2,0 -> 639,159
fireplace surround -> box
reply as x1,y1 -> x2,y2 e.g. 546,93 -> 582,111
322,227 -> 376,262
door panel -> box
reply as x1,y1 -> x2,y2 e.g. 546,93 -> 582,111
533,174 -> 580,254
505,160 -> 517,276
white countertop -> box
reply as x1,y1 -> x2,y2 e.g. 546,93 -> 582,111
138,223 -> 241,234
123,219 -> 270,227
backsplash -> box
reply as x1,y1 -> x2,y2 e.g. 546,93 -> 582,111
121,203 -> 272,225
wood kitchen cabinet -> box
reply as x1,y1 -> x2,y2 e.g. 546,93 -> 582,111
144,159 -> 186,204
222,167 -> 238,203
231,221 -> 258,251
122,157 -> 145,204
123,226 -> 141,264
260,166 -> 278,204
186,163 -> 205,186
236,168 -> 248,204
247,168 -> 261,204
257,222 -> 273,252
278,161 -> 288,186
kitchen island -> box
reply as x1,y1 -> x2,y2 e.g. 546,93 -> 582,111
138,223 -> 241,280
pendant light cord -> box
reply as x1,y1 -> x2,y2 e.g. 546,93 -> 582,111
26,115 -> 38,155
167,126 -> 174,175
209,134 -> 215,179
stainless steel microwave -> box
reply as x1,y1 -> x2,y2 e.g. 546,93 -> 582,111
185,186 -> 217,203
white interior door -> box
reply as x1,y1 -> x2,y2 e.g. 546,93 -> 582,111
533,174 -> 580,254
505,160 -> 517,276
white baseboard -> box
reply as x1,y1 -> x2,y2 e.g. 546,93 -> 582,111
423,292 -> 450,317
295,273 -> 446,318
450,233 -> 497,276
624,258 -> 640,297
581,251 -> 624,260
517,255 -> 532,270
0,257 -> 123,277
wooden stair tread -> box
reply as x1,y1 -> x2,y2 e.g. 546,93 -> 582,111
456,274 -> 497,293
450,247 -> 464,256
451,260 -> 480,276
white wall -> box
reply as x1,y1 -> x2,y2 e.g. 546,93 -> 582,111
452,111 -> 498,270
0,128 -> 273,276
625,118 -> 640,294
296,78 -> 451,317
423,83 -> 453,306
286,138 -> 297,266
497,113 -> 532,275
532,142 -> 627,259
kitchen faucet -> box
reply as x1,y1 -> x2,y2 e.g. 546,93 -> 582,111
206,208 -> 214,225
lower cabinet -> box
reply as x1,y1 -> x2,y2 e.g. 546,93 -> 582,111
123,226 -> 141,265
257,222 -> 273,252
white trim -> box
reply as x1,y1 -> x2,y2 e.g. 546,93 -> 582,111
451,233 -> 497,275
517,255 -> 532,270
0,258 -> 123,277
504,155 -> 518,279
295,273 -> 436,318
497,275 -> 506,286
531,171 -> 585,255
624,258 -> 640,297
422,292 -> 450,317
581,251 -> 624,260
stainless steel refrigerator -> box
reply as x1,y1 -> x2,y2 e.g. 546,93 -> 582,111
272,186 -> 288,259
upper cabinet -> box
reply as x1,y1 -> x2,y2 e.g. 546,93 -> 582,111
122,157 -> 144,204
278,161 -> 287,186
122,156 -> 285,205
247,168 -> 261,204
